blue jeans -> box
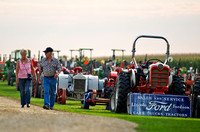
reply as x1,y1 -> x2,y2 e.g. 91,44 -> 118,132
43,77 -> 57,108
19,78 -> 31,106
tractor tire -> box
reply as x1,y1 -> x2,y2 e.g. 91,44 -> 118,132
127,93 -> 131,114
61,89 -> 66,104
191,79 -> 200,118
110,93 -> 115,112
114,72 -> 130,113
104,86 -> 114,99
170,75 -> 185,95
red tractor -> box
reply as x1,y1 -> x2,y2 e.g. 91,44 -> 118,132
110,35 -> 185,113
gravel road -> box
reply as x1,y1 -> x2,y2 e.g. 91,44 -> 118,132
0,96 -> 137,132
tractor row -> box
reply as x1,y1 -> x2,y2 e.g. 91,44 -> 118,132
80,35 -> 200,118
1,35 -> 200,118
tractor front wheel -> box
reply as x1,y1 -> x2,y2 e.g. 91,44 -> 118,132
169,75 -> 185,95
104,86 -> 114,99
114,72 -> 130,113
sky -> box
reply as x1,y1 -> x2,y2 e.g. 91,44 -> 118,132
0,0 -> 200,59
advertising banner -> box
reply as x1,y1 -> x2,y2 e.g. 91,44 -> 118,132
128,93 -> 191,118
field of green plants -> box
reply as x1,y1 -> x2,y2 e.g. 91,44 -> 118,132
95,53 -> 200,70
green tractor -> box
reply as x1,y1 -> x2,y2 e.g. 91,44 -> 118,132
70,48 -> 94,73
93,66 -> 104,79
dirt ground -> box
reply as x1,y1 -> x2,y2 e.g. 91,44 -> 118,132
0,96 -> 137,132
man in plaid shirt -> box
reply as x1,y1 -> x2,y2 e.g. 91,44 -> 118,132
38,47 -> 62,110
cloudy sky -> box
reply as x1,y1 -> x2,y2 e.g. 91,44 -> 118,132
0,0 -> 200,59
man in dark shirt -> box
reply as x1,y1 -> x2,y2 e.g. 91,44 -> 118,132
38,47 -> 62,110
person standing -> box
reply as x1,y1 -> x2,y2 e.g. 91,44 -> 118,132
16,49 -> 36,108
38,47 -> 62,110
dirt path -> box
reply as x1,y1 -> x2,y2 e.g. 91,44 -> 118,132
0,96 -> 137,132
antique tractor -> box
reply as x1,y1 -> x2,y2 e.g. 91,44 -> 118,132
110,35 -> 186,113
82,70 -> 118,109
72,74 -> 99,100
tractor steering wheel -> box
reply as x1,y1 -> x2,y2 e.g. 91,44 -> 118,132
144,59 -> 164,68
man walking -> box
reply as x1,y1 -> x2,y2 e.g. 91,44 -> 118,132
38,47 -> 62,110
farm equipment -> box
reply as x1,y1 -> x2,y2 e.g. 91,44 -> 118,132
185,64 -> 195,95
93,66 -> 104,79
57,73 -> 73,104
69,48 -> 94,74
83,49 -> 127,109
172,60 -> 196,96
110,35 -> 187,113
1,59 -> 9,82
82,68 -> 118,109
79,48 -> 93,61
0,61 -> 5,80
70,49 -> 80,61
71,74 -> 99,100
78,48 -> 93,73
190,76 -> 200,118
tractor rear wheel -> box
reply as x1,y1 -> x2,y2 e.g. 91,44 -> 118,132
191,79 -> 200,118
114,72 -> 130,113
170,75 -> 185,95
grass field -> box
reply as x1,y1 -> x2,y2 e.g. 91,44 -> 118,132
95,53 -> 200,70
0,81 -> 200,132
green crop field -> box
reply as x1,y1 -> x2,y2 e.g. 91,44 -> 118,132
0,80 -> 200,132
94,53 -> 200,70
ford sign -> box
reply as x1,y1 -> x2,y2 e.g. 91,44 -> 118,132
128,93 -> 191,118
